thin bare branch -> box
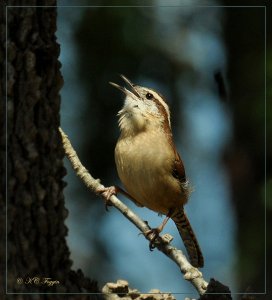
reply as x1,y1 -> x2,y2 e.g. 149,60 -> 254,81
59,127 -> 208,296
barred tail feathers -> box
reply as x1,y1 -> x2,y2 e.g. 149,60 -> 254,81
171,208 -> 204,268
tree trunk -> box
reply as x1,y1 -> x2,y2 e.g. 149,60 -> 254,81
1,1 -> 101,299
223,1 -> 271,295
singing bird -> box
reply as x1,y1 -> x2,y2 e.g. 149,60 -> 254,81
105,75 -> 204,268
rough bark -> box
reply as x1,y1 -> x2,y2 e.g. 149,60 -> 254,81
1,1 -> 101,299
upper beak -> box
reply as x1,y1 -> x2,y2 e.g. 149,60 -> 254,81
109,74 -> 140,98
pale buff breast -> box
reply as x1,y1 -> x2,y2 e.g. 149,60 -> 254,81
115,131 -> 185,215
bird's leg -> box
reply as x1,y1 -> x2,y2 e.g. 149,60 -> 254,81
97,186 -> 141,211
146,209 -> 174,250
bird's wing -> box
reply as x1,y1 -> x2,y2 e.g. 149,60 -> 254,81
172,150 -> 186,183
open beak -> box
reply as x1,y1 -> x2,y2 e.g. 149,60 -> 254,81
109,74 -> 140,98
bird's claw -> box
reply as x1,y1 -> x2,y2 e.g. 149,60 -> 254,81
97,186 -> 118,211
145,228 -> 161,251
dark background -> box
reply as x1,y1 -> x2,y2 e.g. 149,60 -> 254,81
2,0 -> 271,298
57,0 -> 271,296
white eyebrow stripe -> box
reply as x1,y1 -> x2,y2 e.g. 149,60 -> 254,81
149,89 -> 171,127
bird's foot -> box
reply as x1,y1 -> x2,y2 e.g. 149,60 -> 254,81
144,212 -> 172,250
97,186 -> 118,211
145,228 -> 163,251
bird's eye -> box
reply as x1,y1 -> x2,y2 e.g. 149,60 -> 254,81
146,93 -> 153,100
